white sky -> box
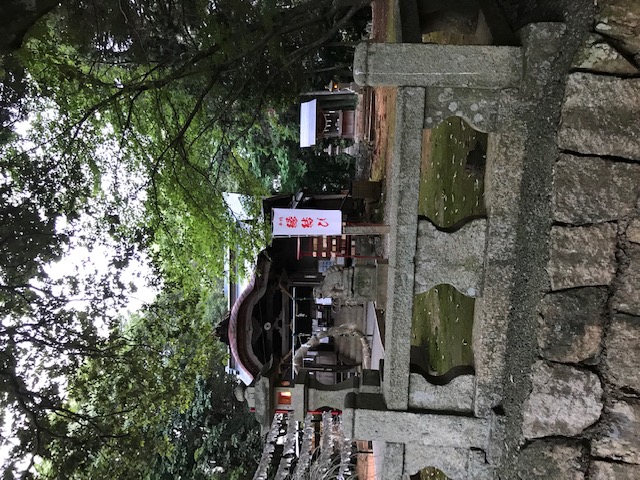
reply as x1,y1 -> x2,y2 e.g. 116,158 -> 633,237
45,242 -> 158,314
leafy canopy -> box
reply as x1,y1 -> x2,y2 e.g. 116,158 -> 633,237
0,0 -> 370,477
34,288 -> 261,480
7,0 -> 368,286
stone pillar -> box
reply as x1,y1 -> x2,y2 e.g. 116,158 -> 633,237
472,89 -> 525,418
381,443 -> 406,480
473,23 -> 569,417
353,43 -> 522,88
343,407 -> 491,448
341,392 -> 494,478
382,87 -> 424,411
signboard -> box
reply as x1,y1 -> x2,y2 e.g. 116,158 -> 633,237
272,208 -> 342,237
299,100 -> 317,148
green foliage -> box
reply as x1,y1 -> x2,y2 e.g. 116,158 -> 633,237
37,288 -> 261,480
0,0 -> 371,477
298,145 -> 356,193
0,144 -> 140,479
155,372 -> 262,479
2,0 -> 370,290
202,286 -> 229,327
1,134 -> 260,478
244,110 -> 356,195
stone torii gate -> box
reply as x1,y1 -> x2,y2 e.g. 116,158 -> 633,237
291,22 -> 569,479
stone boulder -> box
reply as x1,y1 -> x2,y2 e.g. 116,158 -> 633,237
515,439 -> 586,480
613,243 -> 640,316
627,219 -> 640,244
548,224 -> 617,290
592,398 -> 640,464
595,0 -> 640,58
589,460 -> 640,479
522,361 -> 603,439
604,314 -> 640,393
557,73 -> 640,160
538,288 -> 607,364
553,154 -> 640,224
572,34 -> 639,75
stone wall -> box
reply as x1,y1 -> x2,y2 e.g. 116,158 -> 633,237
517,2 -> 640,477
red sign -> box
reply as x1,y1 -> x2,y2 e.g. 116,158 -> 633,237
272,208 -> 342,236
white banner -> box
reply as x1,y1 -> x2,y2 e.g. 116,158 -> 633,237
299,99 -> 317,148
272,208 -> 342,236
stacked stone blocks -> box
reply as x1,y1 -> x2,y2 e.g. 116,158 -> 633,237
521,5 -> 640,476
